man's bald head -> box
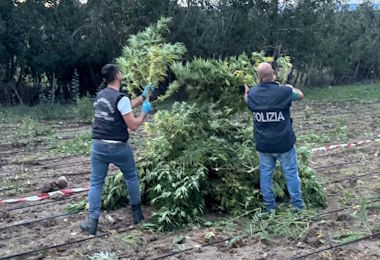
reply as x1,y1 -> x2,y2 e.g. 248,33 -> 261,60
256,62 -> 274,83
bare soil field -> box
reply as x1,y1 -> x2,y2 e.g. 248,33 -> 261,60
0,100 -> 379,260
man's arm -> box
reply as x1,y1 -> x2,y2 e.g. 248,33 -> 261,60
130,84 -> 155,108
131,95 -> 144,108
285,84 -> 304,101
118,97 -> 151,131
122,112 -> 146,131
244,83 -> 249,103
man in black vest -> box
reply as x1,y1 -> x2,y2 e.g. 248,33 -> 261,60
80,64 -> 152,235
244,62 -> 305,213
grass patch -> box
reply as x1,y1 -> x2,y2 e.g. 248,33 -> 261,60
4,117 -> 56,144
303,83 -> 380,102
52,131 -> 92,156
0,97 -> 93,123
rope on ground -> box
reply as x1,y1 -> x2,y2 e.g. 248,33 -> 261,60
290,231 -> 380,260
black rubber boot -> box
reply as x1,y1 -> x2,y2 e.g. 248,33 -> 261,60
131,204 -> 144,224
80,218 -> 98,235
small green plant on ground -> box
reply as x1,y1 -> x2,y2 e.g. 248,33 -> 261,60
334,198 -> 374,243
120,234 -> 141,249
8,117 -> 56,144
52,131 -> 92,156
89,251 -> 116,260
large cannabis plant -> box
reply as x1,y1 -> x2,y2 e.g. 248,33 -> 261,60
116,17 -> 186,100
66,19 -> 323,232
138,102 -> 326,231
161,52 -> 293,113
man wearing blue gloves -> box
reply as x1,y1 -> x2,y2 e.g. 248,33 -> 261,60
80,64 -> 153,235
244,62 -> 305,213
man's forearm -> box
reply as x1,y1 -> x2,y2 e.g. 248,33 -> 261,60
128,112 -> 146,131
131,95 -> 144,108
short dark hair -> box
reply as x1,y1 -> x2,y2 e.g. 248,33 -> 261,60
101,64 -> 120,84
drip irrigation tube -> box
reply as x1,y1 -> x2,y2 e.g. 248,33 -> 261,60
146,198 -> 380,260
290,231 -> 380,260
0,212 -> 79,232
0,226 -> 136,260
323,171 -> 380,185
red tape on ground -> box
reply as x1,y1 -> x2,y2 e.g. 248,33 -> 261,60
312,134 -> 380,153
0,187 -> 89,205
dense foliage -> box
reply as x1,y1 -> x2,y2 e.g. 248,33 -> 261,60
139,103 -> 326,231
116,17 -> 186,99
164,52 -> 292,112
1,0 -> 379,105
62,18 -> 326,231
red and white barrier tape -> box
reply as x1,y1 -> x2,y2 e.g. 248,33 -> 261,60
0,187 -> 89,205
1,135 -> 379,204
311,134 -> 380,153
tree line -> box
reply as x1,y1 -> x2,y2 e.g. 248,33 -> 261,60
0,0 -> 379,105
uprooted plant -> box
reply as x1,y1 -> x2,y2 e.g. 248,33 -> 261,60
116,17 -> 186,100
65,18 -> 325,232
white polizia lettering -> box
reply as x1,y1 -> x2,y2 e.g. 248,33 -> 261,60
94,98 -> 115,113
95,111 -> 114,121
254,112 -> 286,122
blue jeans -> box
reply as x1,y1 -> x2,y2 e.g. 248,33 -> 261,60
88,140 -> 141,220
258,146 -> 304,212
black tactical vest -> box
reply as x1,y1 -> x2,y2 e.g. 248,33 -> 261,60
92,87 -> 129,142
247,82 -> 296,153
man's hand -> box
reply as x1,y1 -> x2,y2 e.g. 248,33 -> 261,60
244,83 -> 250,103
123,100 -> 152,131
285,84 -> 304,101
142,84 -> 155,99
142,100 -> 152,114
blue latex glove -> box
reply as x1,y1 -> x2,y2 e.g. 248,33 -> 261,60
142,100 -> 152,114
142,84 -> 155,98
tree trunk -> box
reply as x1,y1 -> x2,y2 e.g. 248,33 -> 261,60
11,83 -> 24,105
49,73 -> 56,104
13,71 -> 25,105
353,62 -> 361,80
294,69 -> 300,86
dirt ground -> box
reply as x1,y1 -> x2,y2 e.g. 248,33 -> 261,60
0,100 -> 379,259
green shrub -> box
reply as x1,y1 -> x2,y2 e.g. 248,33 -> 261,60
73,96 -> 93,122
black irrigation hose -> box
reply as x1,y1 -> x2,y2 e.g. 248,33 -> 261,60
324,171 -> 380,185
290,231 -> 380,260
1,198 -> 379,259
7,155 -> 74,167
0,158 -> 115,177
0,234 -> 108,260
311,198 -> 380,218
0,212 -> 79,232
312,157 -> 374,170
0,226 -> 136,260
149,237 -> 233,260
146,198 -> 380,260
